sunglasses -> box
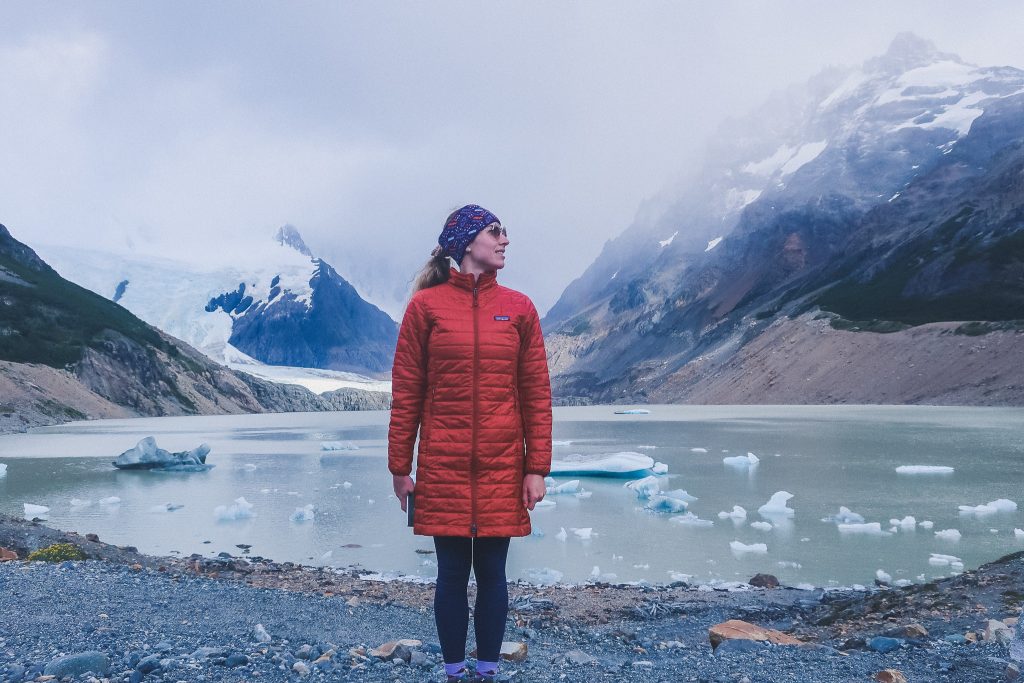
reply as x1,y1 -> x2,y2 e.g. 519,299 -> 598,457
484,224 -> 508,238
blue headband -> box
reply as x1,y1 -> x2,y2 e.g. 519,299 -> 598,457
438,204 -> 500,265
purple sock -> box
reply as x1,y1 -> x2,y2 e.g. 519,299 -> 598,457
445,661 -> 467,677
476,660 -> 499,675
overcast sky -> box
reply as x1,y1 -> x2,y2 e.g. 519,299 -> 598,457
3,2 -> 1024,317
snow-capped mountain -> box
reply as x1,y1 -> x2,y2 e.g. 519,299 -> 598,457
37,225 -> 398,384
544,33 -> 1024,405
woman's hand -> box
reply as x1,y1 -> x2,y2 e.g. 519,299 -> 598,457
393,475 -> 415,512
522,473 -> 546,511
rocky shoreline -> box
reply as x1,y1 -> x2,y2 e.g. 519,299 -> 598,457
0,514 -> 1021,682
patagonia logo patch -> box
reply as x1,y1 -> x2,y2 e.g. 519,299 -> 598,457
493,315 -> 510,321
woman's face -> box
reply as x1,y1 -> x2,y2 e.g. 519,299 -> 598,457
465,222 -> 510,271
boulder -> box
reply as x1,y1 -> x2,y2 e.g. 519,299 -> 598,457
985,619 -> 1013,643
882,623 -> 928,639
499,642 -> 528,662
43,652 -> 110,678
874,670 -> 907,683
563,649 -> 598,665
370,639 -> 421,662
708,620 -> 802,650
749,573 -> 780,589
867,637 -> 903,654
0,547 -> 17,561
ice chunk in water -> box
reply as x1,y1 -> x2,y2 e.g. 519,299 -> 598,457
876,569 -> 892,583
624,475 -> 661,499
928,553 -> 963,569
758,491 -> 794,517
551,451 -> 654,477
837,522 -> 890,536
1015,528 -> 1024,540
555,527 -> 567,542
546,479 -> 581,495
149,503 -> 183,512
0,463 -> 6,477
893,579 -> 913,587
690,448 -> 708,453
112,437 -> 212,471
534,499 -> 556,508
23,503 -> 49,518
890,516 -> 917,530
575,491 -> 593,499
523,567 -> 563,585
291,504 -> 315,522
822,506 -> 865,524
670,513 -> 714,528
571,527 -> 593,540
99,496 -> 121,506
70,498 -> 91,507
552,440 -> 573,446
959,498 -> 1017,515
718,505 -> 747,520
919,520 -> 934,529
652,462 -> 668,474
895,465 -> 954,474
723,452 -> 759,467
729,541 -> 768,555
321,441 -> 359,450
934,529 -> 961,541
750,521 -> 773,531
645,495 -> 689,513
215,496 -> 255,521
342,481 -> 353,489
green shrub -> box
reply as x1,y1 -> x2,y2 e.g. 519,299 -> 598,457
26,543 -> 87,563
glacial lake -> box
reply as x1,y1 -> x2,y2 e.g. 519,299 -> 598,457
1,405 -> 1022,589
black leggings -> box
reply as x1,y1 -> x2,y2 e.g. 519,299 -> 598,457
433,536 -> 511,664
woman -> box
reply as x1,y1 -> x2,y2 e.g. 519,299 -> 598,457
388,204 -> 552,682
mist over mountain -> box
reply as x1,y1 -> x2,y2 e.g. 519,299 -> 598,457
543,34 -> 1024,405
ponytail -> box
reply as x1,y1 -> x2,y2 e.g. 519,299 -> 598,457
410,245 -> 452,296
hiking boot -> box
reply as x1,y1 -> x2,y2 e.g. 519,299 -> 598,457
445,667 -> 469,682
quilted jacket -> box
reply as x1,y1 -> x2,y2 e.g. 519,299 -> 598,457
388,267 -> 552,537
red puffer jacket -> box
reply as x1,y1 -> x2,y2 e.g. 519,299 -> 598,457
388,267 -> 552,537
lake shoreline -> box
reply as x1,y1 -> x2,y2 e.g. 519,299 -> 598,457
1,514 -> 1020,682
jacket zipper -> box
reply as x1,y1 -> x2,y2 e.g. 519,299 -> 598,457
471,285 -> 480,537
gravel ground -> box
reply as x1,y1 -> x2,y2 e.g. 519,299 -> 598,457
1,516 -> 1020,682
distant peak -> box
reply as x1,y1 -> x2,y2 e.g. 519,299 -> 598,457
865,32 -> 961,75
274,224 -> 313,257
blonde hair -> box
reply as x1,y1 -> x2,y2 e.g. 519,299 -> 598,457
410,245 -> 453,295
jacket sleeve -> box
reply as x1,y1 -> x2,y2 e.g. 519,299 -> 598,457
388,295 -> 430,476
517,299 -> 553,476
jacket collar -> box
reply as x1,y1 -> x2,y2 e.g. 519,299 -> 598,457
447,267 -> 498,292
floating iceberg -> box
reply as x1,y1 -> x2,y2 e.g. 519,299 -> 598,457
895,465 -> 954,474
99,496 -> 121,506
550,452 -> 654,477
690,448 -> 708,453
555,527 -> 567,542
750,521 -> 773,531
890,516 -> 917,530
112,437 -> 212,472
919,520 -> 934,529
670,513 -> 714,528
545,479 -> 581,495
723,452 -> 760,467
575,491 -> 593,499
1015,528 -> 1024,540
837,522 -> 890,536
876,569 -> 892,583
534,499 -> 556,508
935,529 -> 961,541
758,491 -> 795,517
718,506 -> 747,521
928,553 -> 963,569
730,541 -> 767,555
552,440 -> 573,446
959,498 -> 1017,515
0,463 -> 6,477
822,506 -> 865,524
652,462 -> 668,474
624,475 -> 661,499
523,567 -> 563,585
645,494 -> 689,514
613,408 -> 650,415
215,496 -> 255,521
321,441 -> 359,451
571,527 -> 593,540
291,504 -> 315,522
23,503 -> 49,518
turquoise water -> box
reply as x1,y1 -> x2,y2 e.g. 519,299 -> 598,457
1,405 -> 1022,587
